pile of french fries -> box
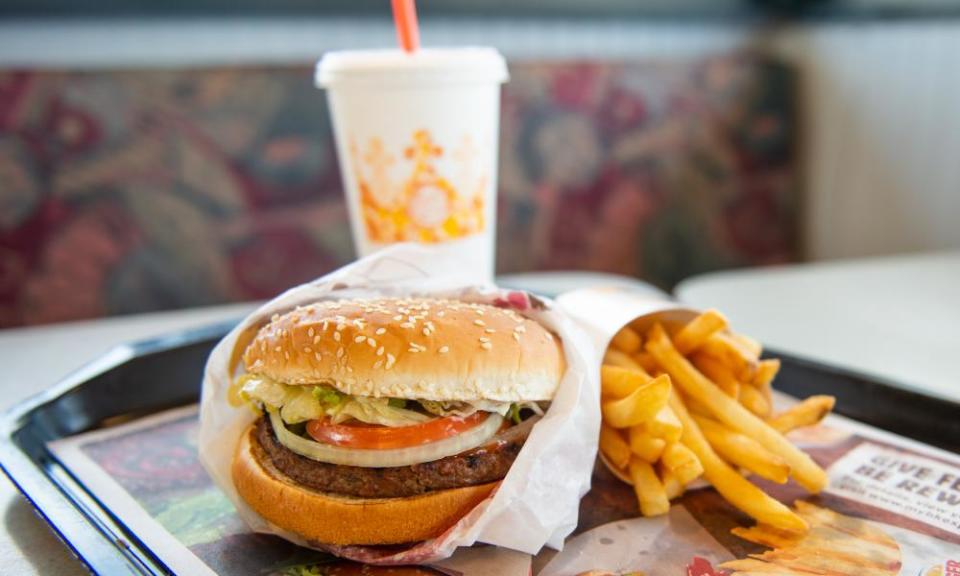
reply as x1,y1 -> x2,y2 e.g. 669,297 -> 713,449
598,309 -> 837,533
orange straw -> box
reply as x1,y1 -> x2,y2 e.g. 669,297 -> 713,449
391,0 -> 420,53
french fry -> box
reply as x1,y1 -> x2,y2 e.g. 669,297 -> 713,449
676,390 -> 712,418
769,396 -> 836,433
601,374 -> 671,429
752,359 -> 778,412
628,457 -> 670,516
693,415 -> 791,484
698,332 -> 758,381
646,323 -> 827,493
610,326 -> 642,354
658,464 -> 684,500
661,442 -> 698,471
600,365 -> 651,399
691,353 -> 740,398
671,459 -> 704,486
730,332 -> 762,357
673,309 -> 728,355
642,405 -> 683,442
604,348 -> 645,372
752,359 -> 780,388
633,352 -> 659,374
668,390 -> 809,532
738,382 -> 772,418
628,427 -> 667,462
600,423 -> 632,470
661,442 -> 704,485
758,378 -> 773,412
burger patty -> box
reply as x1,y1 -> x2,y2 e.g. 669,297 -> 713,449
255,414 -> 536,499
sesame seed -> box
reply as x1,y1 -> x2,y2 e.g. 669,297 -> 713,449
354,335 -> 366,344
336,348 -> 344,358
479,337 -> 490,343
271,313 -> 280,322
386,354 -> 396,369
284,351 -> 291,359
346,366 -> 354,373
515,325 -> 526,333
308,327 -> 315,338
439,346 -> 450,354
313,336 -> 321,344
474,319 -> 485,326
485,328 -> 496,333
481,342 -> 492,350
315,352 -> 322,361
513,332 -> 521,341
400,322 -> 414,329
476,309 -> 485,315
376,328 -> 386,335
422,327 -> 431,336
274,346 -> 282,352
374,360 -> 384,369
322,321 -> 329,331
336,323 -> 345,331
377,346 -> 384,356
408,347 -> 420,353
303,346 -> 312,353
436,311 -> 446,317
367,338 -> 376,348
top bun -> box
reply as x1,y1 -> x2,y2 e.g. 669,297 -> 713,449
242,297 -> 564,402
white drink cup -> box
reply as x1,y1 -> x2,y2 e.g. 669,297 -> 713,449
316,48 -> 509,279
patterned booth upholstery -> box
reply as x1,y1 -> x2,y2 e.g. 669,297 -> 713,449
0,54 -> 797,327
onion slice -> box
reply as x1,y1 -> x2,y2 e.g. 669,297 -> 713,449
269,410 -> 504,468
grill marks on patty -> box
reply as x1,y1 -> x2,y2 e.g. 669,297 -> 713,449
254,415 -> 536,499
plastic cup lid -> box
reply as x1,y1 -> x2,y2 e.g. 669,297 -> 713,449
316,47 -> 508,88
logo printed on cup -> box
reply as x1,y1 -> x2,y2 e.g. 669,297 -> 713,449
351,129 -> 487,244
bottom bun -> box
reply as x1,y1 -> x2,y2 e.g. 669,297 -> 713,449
232,424 -> 499,546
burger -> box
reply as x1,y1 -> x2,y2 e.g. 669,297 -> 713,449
231,297 -> 564,546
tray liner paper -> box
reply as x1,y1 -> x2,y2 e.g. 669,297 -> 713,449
198,244 -> 600,564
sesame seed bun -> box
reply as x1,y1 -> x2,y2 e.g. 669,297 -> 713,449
232,425 -> 498,545
242,297 -> 564,402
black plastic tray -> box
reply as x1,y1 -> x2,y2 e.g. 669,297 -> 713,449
1,321 -> 958,575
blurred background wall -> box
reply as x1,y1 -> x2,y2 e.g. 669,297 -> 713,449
770,22 -> 960,260
1,0 -> 958,325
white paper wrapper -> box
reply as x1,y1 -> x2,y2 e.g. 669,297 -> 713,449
556,286 -> 697,354
198,243 -> 599,565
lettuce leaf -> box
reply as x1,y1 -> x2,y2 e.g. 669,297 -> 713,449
239,374 -> 542,427
240,375 -> 429,426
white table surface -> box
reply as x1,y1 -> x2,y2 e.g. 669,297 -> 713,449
677,250 -> 960,404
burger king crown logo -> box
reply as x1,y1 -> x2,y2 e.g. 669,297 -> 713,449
350,130 -> 487,244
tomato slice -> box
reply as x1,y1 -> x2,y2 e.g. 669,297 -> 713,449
306,412 -> 489,450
